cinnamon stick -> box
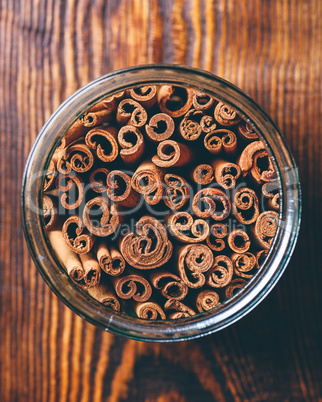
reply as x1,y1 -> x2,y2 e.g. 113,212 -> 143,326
134,301 -> 166,320
116,99 -> 148,127
82,109 -> 113,127
112,271 -> 152,302
57,143 -> 94,174
255,250 -> 268,269
191,164 -> 214,185
158,85 -> 194,118
82,196 -> 120,237
237,120 -> 259,140
253,211 -> 279,249
225,278 -> 248,299
166,212 -> 209,243
176,244 -> 213,289
62,215 -> 95,254
196,290 -> 220,313
152,140 -> 194,168
43,160 -> 56,191
145,113 -> 175,142
150,271 -> 188,300
87,277 -> 121,312
211,159 -> 241,190
163,173 -> 190,211
192,188 -> 231,221
43,195 -> 58,230
57,173 -> 84,210
206,255 -> 234,288
179,109 -> 204,141
227,229 -> 251,253
129,85 -> 157,109
231,252 -> 257,279
96,241 -> 125,276
117,125 -> 145,164
79,251 -> 101,288
131,161 -> 164,205
200,115 -> 217,133
214,102 -> 241,126
233,187 -> 259,225
85,127 -> 119,163
192,91 -> 215,111
206,223 -> 227,252
106,170 -> 140,208
119,216 -> 173,269
89,168 -> 110,193
164,299 -> 196,319
48,229 -> 85,282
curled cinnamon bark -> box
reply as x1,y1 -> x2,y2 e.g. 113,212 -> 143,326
119,216 -> 173,269
57,119 -> 88,150
214,102 -> 241,126
238,141 -> 277,183
203,131 -> 222,154
85,127 -> 119,163
112,272 -> 152,302
57,174 -> 84,210
87,278 -> 121,312
191,164 -> 214,185
192,188 -> 231,221
237,120 -> 259,140
163,174 -> 190,211
135,301 -> 166,320
192,91 -> 215,111
179,109 -> 204,141
200,115 -> 217,133
262,181 -> 280,211
158,85 -> 194,118
62,215 -> 95,254
150,271 -> 188,300
48,229 -> 85,282
131,161 -> 164,205
43,195 -> 58,230
96,241 -> 125,276
89,168 -> 110,193
152,140 -> 194,168
207,255 -> 234,288
206,223 -> 227,252
167,212 -> 209,243
255,250 -> 268,269
57,143 -> 94,174
225,278 -> 247,299
116,99 -> 148,127
145,113 -> 175,142
79,251 -> 101,288
204,129 -> 237,155
99,91 -> 125,111
82,109 -> 113,127
231,252 -> 257,279
227,229 -> 251,253
129,86 -> 157,109
233,187 -> 259,225
44,160 -> 56,191
164,299 -> 196,319
83,196 -> 120,237
177,244 -> 213,288
118,125 -> 145,164
212,160 -> 241,190
253,211 -> 279,249
196,290 -> 220,313
106,170 -> 140,208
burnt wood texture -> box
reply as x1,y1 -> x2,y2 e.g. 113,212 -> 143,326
0,0 -> 321,401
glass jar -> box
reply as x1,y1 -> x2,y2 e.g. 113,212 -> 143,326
21,65 -> 301,342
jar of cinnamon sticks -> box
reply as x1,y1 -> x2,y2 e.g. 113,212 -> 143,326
21,65 -> 301,341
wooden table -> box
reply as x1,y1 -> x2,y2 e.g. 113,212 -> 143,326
1,0 -> 321,400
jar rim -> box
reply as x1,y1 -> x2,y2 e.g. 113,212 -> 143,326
21,64 -> 301,342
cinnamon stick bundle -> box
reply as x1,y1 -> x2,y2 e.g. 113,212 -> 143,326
45,83 -> 281,320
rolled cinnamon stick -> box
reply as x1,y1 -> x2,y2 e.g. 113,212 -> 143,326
179,109 -> 204,141
231,252 -> 257,279
164,299 -> 196,319
176,244 -> 214,289
191,164 -> 214,185
192,188 -> 231,221
152,140 -> 194,168
255,250 -> 268,269
233,187 -> 259,225
57,143 -> 94,174
158,85 -> 194,118
253,211 -> 279,249
106,170 -> 141,208
79,251 -> 101,288
57,174 -> 84,210
89,168 -> 110,193
214,102 -> 241,126
96,241 -> 125,276
85,127 -> 119,163
62,215 -> 95,254
206,223 -> 227,252
200,115 -> 217,133
206,255 -> 233,288
43,195 -> 58,230
262,181 -> 280,211
82,196 -> 120,237
129,85 -> 157,109
192,91 -> 215,111
145,113 -> 175,142
134,301 -> 166,320
166,212 -> 209,243
82,109 -> 113,127
87,278 -> 121,312
117,125 -> 145,164
150,271 -> 188,300
163,174 -> 190,211
237,120 -> 259,140
43,160 -> 56,191
225,278 -> 248,299
116,99 -> 148,127
131,161 -> 164,205
119,216 -> 173,270
227,229 -> 251,253
195,290 -> 220,313
112,271 -> 152,302
211,159 -> 241,190
48,229 -> 85,282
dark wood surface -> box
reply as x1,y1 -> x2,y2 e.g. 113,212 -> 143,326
1,0 -> 321,400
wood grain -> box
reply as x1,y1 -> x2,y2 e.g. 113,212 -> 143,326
0,0 -> 321,400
